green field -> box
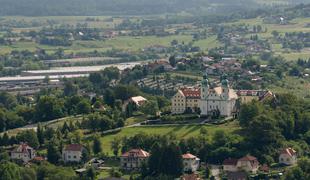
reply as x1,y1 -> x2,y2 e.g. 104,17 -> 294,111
99,121 -> 241,155
0,35 -> 193,55
269,76 -> 310,98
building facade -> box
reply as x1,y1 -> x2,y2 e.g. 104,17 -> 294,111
223,155 -> 259,174
200,74 -> 237,117
171,88 -> 200,114
10,143 -> 36,163
279,148 -> 297,166
120,149 -> 150,170
62,144 -> 85,163
237,90 -> 273,104
182,153 -> 200,172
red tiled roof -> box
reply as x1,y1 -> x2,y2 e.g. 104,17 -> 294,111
182,153 -> 198,159
121,149 -> 150,158
181,88 -> 201,98
238,155 -> 257,161
238,155 -> 259,168
11,143 -> 33,153
180,174 -> 201,180
32,156 -> 45,161
223,158 -> 238,166
280,148 -> 296,157
64,144 -> 84,151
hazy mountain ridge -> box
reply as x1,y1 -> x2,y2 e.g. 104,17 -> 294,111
0,0 -> 307,16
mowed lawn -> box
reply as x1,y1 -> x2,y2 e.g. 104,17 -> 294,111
99,121 -> 241,155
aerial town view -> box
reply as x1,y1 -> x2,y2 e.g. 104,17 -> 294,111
0,0 -> 310,180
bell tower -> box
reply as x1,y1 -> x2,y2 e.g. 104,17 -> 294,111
200,72 -> 209,116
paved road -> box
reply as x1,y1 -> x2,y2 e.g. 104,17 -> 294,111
1,115 -> 82,135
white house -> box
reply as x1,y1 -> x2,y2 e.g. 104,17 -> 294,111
182,153 -> 200,172
279,148 -> 297,166
236,155 -> 259,174
62,144 -> 85,163
122,96 -> 147,112
10,143 -> 36,163
120,149 -> 150,170
200,74 -> 238,117
223,155 -> 259,174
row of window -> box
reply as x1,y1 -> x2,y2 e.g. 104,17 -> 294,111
67,155 -> 77,159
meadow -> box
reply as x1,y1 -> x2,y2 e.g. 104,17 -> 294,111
98,121 -> 241,155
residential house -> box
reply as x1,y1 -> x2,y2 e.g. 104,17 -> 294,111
120,149 -> 150,170
171,87 -> 200,114
147,60 -> 173,72
223,158 -> 238,172
236,155 -> 259,174
182,153 -> 200,172
122,96 -> 147,112
223,155 -> 259,174
10,143 -> 36,163
62,144 -> 85,163
279,148 -> 297,166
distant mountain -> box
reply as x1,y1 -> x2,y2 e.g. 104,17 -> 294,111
0,0 -> 308,16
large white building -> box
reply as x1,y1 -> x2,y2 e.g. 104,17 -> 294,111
171,74 -> 237,117
200,74 -> 238,117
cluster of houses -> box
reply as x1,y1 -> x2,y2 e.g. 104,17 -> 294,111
171,73 -> 273,117
9,143 -> 87,164
9,142 -> 298,179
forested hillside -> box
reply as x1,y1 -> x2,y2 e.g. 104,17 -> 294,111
0,0 -> 307,16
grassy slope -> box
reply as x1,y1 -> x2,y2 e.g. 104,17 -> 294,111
99,121 -> 241,155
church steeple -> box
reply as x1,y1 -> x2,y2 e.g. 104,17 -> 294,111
221,74 -> 229,99
201,72 -> 209,100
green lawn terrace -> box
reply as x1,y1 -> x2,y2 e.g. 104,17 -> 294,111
97,121 -> 241,156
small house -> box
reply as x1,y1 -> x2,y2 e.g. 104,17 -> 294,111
62,144 -> 86,163
10,143 -> 36,163
182,153 -> 200,172
279,148 -> 297,166
120,149 -> 150,170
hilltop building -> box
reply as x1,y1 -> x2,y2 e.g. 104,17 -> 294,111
171,74 -> 237,117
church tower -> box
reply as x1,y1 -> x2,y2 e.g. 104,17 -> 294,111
221,74 -> 229,100
200,72 -> 209,116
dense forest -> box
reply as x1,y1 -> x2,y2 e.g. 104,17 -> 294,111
0,0 -> 307,16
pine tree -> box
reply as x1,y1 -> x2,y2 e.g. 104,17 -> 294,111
93,137 -> 102,155
47,140 -> 61,164
148,142 -> 162,176
37,123 -> 44,145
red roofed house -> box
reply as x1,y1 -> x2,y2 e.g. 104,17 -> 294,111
182,153 -> 200,172
223,158 -> 238,172
171,87 -> 200,114
223,155 -> 259,174
10,143 -> 36,163
279,148 -> 297,165
120,149 -> 150,170
62,144 -> 86,163
236,155 -> 259,173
